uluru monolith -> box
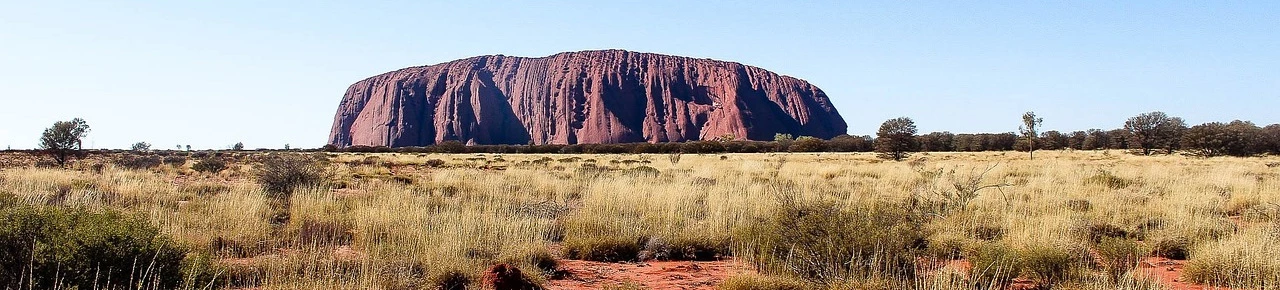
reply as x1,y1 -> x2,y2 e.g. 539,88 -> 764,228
329,49 -> 846,147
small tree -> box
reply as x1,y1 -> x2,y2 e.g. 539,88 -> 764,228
38,118 -> 91,166
1019,111 -> 1043,160
773,133 -> 795,151
185,145 -> 191,151
232,142 -> 245,151
131,142 -> 151,151
875,117 -> 918,161
1124,111 -> 1187,155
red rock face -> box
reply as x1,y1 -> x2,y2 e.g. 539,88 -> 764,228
329,50 -> 846,146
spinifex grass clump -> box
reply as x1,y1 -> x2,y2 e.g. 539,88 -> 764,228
735,195 -> 927,284
1094,237 -> 1147,283
1183,227 -> 1280,288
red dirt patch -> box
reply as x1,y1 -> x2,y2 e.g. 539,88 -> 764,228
544,259 -> 750,290
1137,257 -> 1235,290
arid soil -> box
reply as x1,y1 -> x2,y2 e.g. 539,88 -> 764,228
544,259 -> 749,290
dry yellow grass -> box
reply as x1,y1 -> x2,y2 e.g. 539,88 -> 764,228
0,150 -> 1276,289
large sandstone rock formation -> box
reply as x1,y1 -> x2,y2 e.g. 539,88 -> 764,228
329,50 -> 846,146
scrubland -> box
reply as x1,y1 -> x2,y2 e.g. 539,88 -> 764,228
0,150 -> 1277,289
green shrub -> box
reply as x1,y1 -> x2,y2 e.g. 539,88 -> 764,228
1019,244 -> 1083,288
192,158 -> 228,173
115,154 -> 163,169
0,205 -> 187,289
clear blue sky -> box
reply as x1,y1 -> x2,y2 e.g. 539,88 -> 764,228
2,1 -> 1277,149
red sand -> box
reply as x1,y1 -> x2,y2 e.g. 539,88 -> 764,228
1137,257 -> 1235,290
544,259 -> 750,290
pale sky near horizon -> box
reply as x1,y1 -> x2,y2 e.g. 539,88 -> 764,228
1,1 -> 1277,149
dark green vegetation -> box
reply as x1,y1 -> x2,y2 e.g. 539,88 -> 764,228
0,195 -> 191,289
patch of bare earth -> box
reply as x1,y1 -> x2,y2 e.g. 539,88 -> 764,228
917,257 -> 1235,290
1137,257 -> 1235,290
545,259 -> 750,290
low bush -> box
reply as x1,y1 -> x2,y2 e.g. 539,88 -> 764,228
162,155 -> 188,166
115,154 -> 163,169
255,154 -> 329,196
0,205 -> 187,289
736,197 -> 926,282
1019,244 -> 1084,288
192,158 -> 228,173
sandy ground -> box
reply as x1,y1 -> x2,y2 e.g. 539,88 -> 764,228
1137,257 -> 1235,290
544,259 -> 750,290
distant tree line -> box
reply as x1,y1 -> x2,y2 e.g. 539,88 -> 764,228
321,111 -> 1280,158
21,111 -> 1280,167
